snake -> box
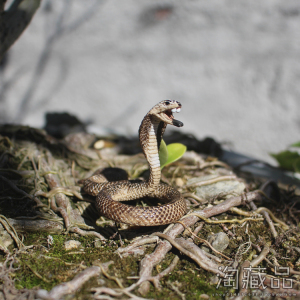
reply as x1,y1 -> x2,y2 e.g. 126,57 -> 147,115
81,100 -> 187,226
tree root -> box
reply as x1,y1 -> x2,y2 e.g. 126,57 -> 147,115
184,213 -> 264,225
37,266 -> 103,300
0,215 -> 24,252
116,236 -> 159,257
249,200 -> 278,238
1,130 -> 298,299
38,151 -> 106,240
185,175 -> 239,187
154,233 -> 225,276
250,244 -> 270,267
0,255 -> 36,300
116,191 -> 263,295
7,218 -> 64,234
176,221 -> 231,259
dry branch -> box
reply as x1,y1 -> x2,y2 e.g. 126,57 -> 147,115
36,266 -> 103,300
134,191 -> 263,295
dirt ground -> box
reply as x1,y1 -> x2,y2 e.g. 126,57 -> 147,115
0,125 -> 299,299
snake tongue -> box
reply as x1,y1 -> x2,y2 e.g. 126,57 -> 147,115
165,109 -> 183,127
172,119 -> 184,127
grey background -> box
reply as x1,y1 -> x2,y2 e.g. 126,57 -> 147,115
1,0 -> 300,163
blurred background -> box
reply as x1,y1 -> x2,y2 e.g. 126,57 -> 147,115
1,0 -> 300,163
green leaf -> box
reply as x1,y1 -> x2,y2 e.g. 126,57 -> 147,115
270,150 -> 300,171
159,140 -> 187,169
290,141 -> 300,148
159,139 -> 168,169
294,158 -> 300,173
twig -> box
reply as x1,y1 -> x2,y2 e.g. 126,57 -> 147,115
183,213 -> 263,225
248,201 -> 278,238
192,222 -> 204,238
199,160 -> 230,169
0,254 -> 36,299
152,233 -> 226,276
0,215 -> 24,249
250,244 -> 270,267
152,255 -> 179,284
176,221 -> 231,260
36,266 -> 103,300
71,226 -> 106,241
40,155 -> 72,228
97,263 -> 124,289
136,191 -> 262,295
255,207 -> 289,230
182,192 -> 206,203
142,256 -> 180,290
167,281 -> 186,300
8,218 -> 64,234
229,207 -> 254,216
116,236 -> 159,256
92,286 -> 149,300
35,186 -> 83,200
185,175 -> 238,187
189,191 -> 262,221
125,256 -> 180,293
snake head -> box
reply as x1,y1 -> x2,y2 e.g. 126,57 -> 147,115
150,100 -> 183,127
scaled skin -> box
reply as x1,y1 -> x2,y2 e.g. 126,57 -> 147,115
82,100 -> 187,226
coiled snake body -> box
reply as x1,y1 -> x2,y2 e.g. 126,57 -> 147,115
82,100 -> 187,226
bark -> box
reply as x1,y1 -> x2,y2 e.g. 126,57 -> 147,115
0,0 -> 41,61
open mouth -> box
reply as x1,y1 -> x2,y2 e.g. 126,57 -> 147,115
165,107 -> 181,120
164,107 -> 183,127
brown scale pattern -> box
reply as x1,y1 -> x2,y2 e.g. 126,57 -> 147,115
82,101 -> 187,226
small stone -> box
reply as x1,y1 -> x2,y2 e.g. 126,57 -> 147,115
47,235 -> 54,247
187,174 -> 245,200
175,177 -> 184,187
94,140 -> 106,149
36,289 -> 49,298
94,240 -> 102,248
210,275 -> 219,285
64,240 -> 81,250
199,294 -> 210,299
97,278 -> 106,286
207,232 -> 229,252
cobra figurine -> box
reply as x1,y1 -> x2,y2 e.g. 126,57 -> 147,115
81,100 -> 187,226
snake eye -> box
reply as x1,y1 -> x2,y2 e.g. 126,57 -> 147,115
164,100 -> 171,105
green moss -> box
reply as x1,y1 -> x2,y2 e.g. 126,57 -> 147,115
13,232 -> 140,292
1,126 -> 299,299
10,201 -> 297,299
145,258 -> 229,300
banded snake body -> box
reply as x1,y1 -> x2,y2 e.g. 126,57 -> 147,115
82,100 -> 187,226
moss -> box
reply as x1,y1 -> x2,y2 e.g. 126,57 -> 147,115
1,126 -> 300,299
145,258 -> 229,300
8,200 -> 299,299
13,232 -> 140,292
